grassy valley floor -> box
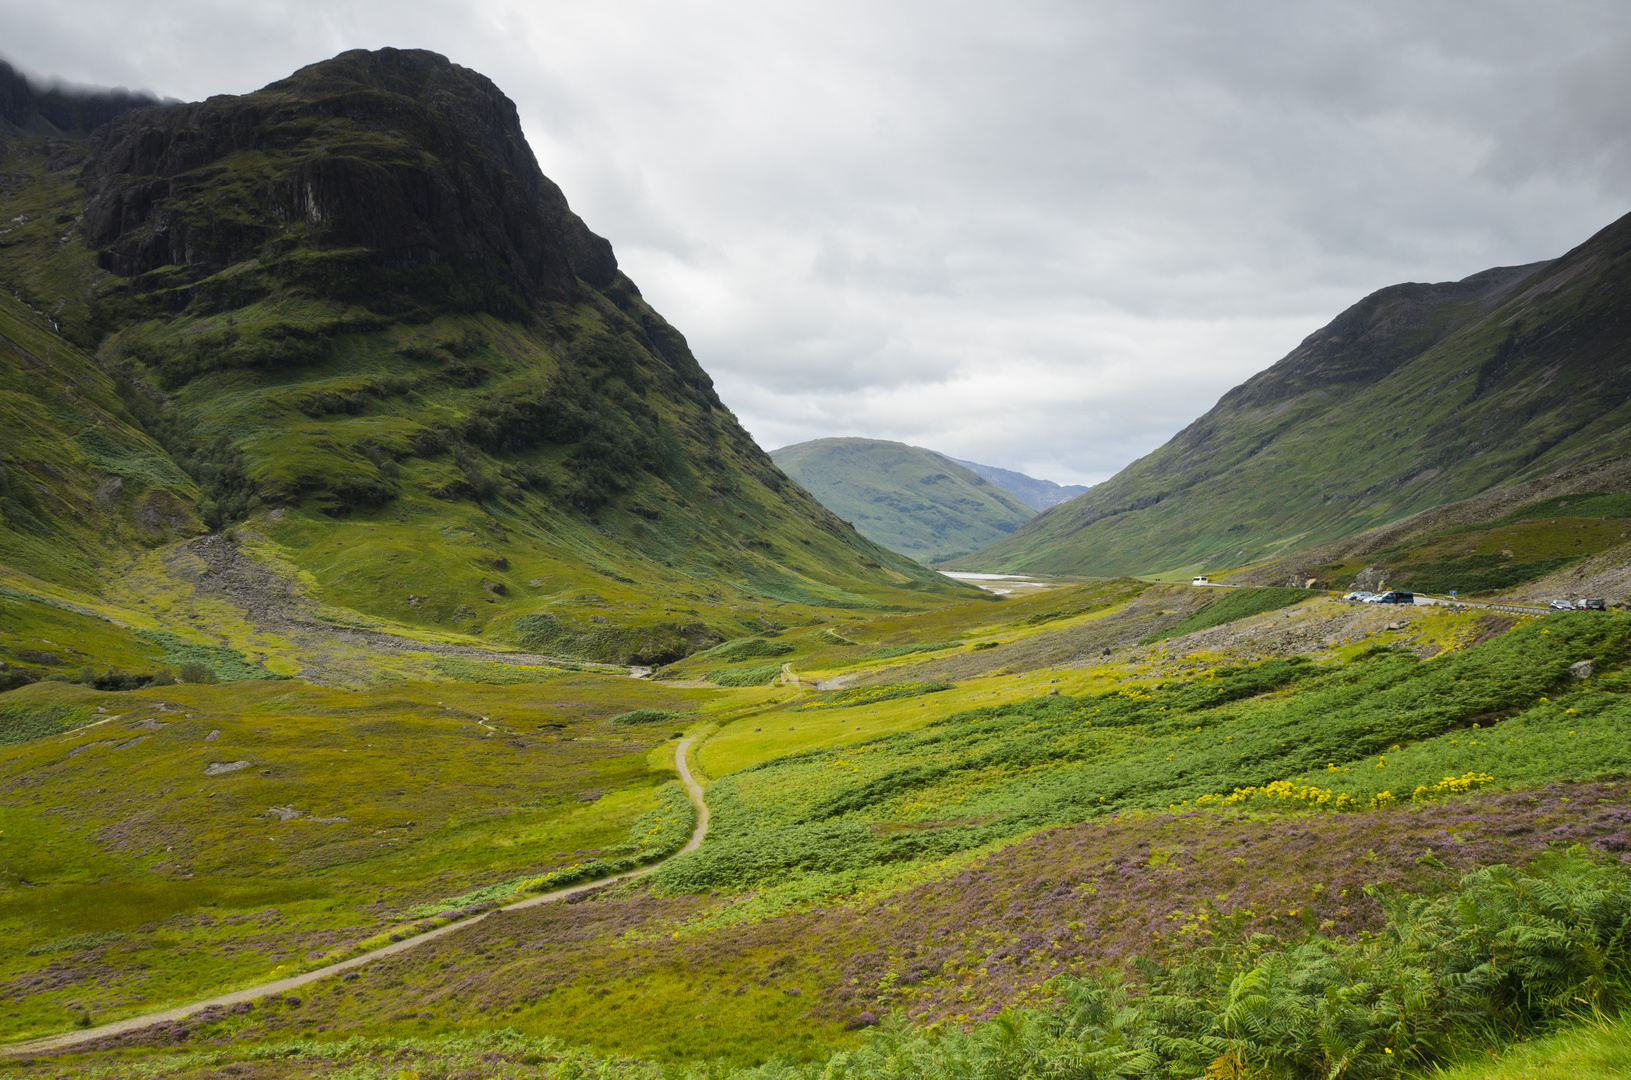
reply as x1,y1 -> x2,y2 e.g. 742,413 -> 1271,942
2,574 -> 1630,1077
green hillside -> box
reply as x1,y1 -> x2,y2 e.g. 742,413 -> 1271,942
771,438 -> 1034,563
959,213 -> 1631,578
0,49 -> 968,674
0,292 -> 200,585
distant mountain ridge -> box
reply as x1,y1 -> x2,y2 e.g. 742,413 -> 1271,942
771,438 -> 1034,564
950,458 -> 1089,511
0,58 -> 162,136
959,209 -> 1631,578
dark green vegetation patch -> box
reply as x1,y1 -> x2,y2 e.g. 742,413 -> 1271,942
610,708 -> 685,726
1141,586 -> 1311,644
0,702 -> 94,745
135,630 -> 292,682
24,930 -> 127,956
869,640 -> 962,659
514,614 -> 723,666
1381,553 -> 1580,595
792,681 -> 955,711
702,638 -> 794,661
706,665 -> 783,687
1472,491 -> 1631,530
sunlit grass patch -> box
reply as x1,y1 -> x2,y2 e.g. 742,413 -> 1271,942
795,681 -> 954,710
1422,1012 -> 1631,1080
707,664 -> 782,687
431,656 -> 566,683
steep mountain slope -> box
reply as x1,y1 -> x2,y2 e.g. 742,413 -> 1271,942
1225,452 -> 1631,599
0,291 -> 199,584
0,49 -> 966,667
770,437 -> 1035,563
949,457 -> 1089,510
961,210 -> 1631,577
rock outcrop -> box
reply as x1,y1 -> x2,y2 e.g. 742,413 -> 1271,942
79,48 -> 614,314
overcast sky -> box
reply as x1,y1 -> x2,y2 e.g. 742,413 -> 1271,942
7,1 -> 1631,484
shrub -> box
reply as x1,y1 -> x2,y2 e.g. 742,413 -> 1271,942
708,665 -> 783,687
513,613 -> 722,665
177,661 -> 219,684
610,708 -> 684,726
26,930 -> 127,956
704,638 -> 795,661
870,641 -> 961,659
0,667 -> 36,693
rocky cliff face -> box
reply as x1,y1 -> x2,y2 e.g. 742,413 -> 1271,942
78,48 -> 615,316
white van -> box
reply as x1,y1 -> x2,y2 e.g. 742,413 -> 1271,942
1191,576 -> 1210,586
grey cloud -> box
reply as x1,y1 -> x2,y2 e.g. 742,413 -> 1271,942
4,0 -> 1629,484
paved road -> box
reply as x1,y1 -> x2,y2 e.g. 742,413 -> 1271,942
1408,595 -> 1549,615
4,737 -> 711,1056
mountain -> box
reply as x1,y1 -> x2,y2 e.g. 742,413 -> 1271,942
949,457 -> 1089,510
0,58 -> 161,137
770,438 -> 1035,563
0,49 -> 968,671
959,210 -> 1631,578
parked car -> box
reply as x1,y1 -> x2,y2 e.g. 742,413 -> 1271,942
1373,591 -> 1414,604
1341,591 -> 1367,601
1579,598 -> 1607,611
1549,599 -> 1576,610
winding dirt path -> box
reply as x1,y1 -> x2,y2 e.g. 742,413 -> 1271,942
4,736 -> 711,1057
